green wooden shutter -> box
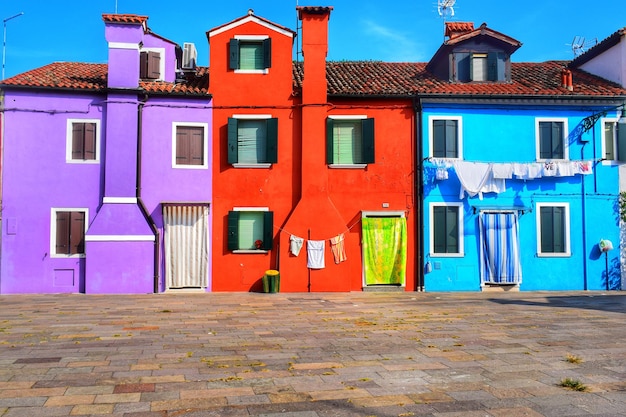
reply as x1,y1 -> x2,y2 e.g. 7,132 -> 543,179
552,206 -> 565,253
618,122 -> 626,162
361,118 -> 375,163
445,120 -> 458,158
227,211 -> 239,251
229,38 -> 239,70
552,122 -> 563,159
263,38 -> 272,69
263,211 -> 273,250
433,120 -> 445,157
540,207 -> 555,253
326,118 -> 334,164
433,206 -> 446,253
487,52 -> 498,81
539,122 -> 552,159
227,118 -> 238,164
445,207 -> 459,253
265,118 -> 278,163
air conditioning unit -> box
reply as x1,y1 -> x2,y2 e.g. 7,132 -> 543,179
182,42 -> 197,70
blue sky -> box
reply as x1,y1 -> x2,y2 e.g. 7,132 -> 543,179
2,0 -> 624,79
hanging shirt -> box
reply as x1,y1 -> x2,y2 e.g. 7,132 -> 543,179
289,235 -> 304,256
307,240 -> 325,269
330,233 -> 347,264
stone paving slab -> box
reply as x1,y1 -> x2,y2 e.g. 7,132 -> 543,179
1,291 -> 626,416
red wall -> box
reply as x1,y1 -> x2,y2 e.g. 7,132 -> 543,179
209,12 -> 415,292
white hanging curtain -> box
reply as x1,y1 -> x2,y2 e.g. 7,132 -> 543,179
479,212 -> 522,284
164,205 -> 208,289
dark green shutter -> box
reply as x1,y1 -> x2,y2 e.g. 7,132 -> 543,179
265,118 -> 278,163
618,122 -> 626,162
263,38 -> 271,69
433,120 -> 445,157
433,206 -> 446,253
456,53 -> 470,82
539,122 -> 552,159
229,38 -> 239,70
227,211 -> 239,251
552,122 -> 563,159
487,52 -> 498,81
361,118 -> 375,163
540,207 -> 552,252
445,120 -> 458,158
227,118 -> 238,164
263,211 -> 273,250
552,207 -> 565,253
326,118 -> 334,164
445,207 -> 459,253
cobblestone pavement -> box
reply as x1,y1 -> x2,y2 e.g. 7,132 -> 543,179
1,291 -> 626,416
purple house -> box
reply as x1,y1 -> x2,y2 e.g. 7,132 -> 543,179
0,14 -> 212,293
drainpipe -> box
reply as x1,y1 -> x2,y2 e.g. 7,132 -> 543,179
135,94 -> 161,293
415,96 -> 425,292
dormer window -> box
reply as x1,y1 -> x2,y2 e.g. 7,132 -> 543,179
452,51 -> 508,82
229,36 -> 271,73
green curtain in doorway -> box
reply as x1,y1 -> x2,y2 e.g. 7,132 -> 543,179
362,217 -> 407,285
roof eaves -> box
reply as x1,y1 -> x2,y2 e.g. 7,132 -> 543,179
570,27 -> 626,68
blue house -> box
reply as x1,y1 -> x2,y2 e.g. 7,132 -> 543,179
420,22 -> 626,292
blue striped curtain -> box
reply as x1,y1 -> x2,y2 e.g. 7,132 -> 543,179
479,212 -> 522,284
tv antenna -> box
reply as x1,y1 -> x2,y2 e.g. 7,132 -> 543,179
437,0 -> 456,20
569,36 -> 597,57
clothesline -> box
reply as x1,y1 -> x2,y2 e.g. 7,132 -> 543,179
274,216 -> 362,242
424,157 -> 600,165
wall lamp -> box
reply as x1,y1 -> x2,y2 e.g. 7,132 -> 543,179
580,103 -> 626,135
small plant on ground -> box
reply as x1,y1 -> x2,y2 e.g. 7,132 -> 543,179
559,377 -> 587,391
565,354 -> 583,364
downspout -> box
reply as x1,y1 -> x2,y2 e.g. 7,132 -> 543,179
581,141 -> 588,291
0,91 -> 4,291
415,96 -> 425,292
135,94 -> 161,293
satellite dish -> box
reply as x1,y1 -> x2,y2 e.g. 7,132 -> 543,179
438,0 -> 456,19
570,36 -> 597,56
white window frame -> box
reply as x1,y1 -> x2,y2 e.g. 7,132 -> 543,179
536,202 -> 571,257
328,115 -> 369,168
234,35 -> 270,75
535,118 -> 569,161
231,114 -> 273,168
50,208 -> 89,259
140,47 -> 166,81
66,119 -> 101,164
428,115 -> 463,160
601,117 -> 620,165
172,122 -> 209,169
429,202 -> 464,257
233,207 -> 270,254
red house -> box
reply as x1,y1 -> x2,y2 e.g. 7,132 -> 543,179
208,7 -> 416,292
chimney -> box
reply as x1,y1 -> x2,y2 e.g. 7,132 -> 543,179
561,68 -> 573,91
445,22 -> 474,40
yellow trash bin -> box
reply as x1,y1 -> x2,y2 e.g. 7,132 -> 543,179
263,270 -> 280,293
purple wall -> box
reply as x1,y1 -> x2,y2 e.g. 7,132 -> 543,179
1,91 -> 103,293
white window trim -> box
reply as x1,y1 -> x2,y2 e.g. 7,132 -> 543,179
536,202 -> 571,257
233,207 -> 269,254
328,115 -> 369,168
172,122 -> 209,170
108,42 -> 139,50
66,119 -> 101,164
140,47 -> 166,81
601,117 -> 620,165
232,114 -> 273,168
429,202 -> 464,258
50,208 -> 89,259
233,35 -> 270,75
535,118 -> 569,161
362,211 -> 405,218
428,115 -> 463,160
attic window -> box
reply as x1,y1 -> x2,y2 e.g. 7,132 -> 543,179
140,51 -> 161,79
452,51 -> 508,82
229,36 -> 271,73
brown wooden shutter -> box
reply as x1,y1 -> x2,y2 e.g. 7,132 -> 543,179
84,123 -> 96,160
72,123 -> 85,160
56,211 -> 70,255
148,51 -> 160,79
176,127 -> 191,165
69,212 -> 85,255
190,127 -> 204,165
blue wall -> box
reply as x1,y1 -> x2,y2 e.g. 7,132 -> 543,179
422,104 -> 621,291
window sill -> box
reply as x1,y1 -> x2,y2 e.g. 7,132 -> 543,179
234,69 -> 269,75
537,252 -> 571,258
50,254 -> 86,259
429,253 -> 465,258
66,160 -> 99,164
233,250 -> 270,254
173,164 -> 209,170
232,163 -> 272,169
329,164 -> 367,169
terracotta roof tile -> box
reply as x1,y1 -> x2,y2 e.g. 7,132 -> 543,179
2,60 -> 623,99
101,14 -> 148,25
445,22 -> 474,39
0,62 -> 209,96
